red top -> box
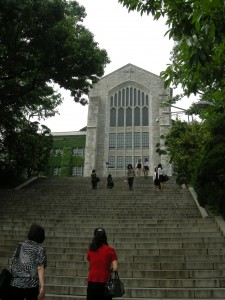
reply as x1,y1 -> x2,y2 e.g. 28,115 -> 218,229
87,244 -> 117,283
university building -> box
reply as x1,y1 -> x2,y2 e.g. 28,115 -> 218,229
48,64 -> 172,177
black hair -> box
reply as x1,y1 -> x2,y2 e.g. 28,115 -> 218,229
27,223 -> 45,243
92,170 -> 96,173
158,163 -> 162,169
127,164 -> 133,169
89,228 -> 108,252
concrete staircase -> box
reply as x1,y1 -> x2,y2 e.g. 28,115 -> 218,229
1,176 -> 225,299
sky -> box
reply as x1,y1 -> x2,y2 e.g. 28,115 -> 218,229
42,0 -> 197,132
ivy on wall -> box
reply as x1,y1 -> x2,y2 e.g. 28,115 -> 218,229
47,135 -> 86,177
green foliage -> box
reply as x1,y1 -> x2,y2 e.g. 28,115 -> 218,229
119,0 -> 225,216
0,0 -> 109,185
165,120 -> 208,185
61,147 -> 72,177
47,135 -> 85,177
0,121 -> 53,187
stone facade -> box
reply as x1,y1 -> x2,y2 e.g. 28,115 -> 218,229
84,64 -> 172,178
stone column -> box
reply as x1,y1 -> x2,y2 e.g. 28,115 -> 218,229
84,97 -> 99,177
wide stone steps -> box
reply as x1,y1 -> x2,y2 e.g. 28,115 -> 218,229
1,177 -> 225,299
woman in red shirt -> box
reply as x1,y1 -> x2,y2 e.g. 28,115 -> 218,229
86,228 -> 118,300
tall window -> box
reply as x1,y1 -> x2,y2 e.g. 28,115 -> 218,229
125,132 -> 132,149
118,108 -> 124,127
117,133 -> 124,149
117,156 -> 124,170
125,156 -> 132,168
134,132 -> 141,149
142,132 -> 149,149
110,108 -> 116,127
108,156 -> 115,170
109,133 -> 116,149
110,87 -> 150,127
142,107 -> 148,126
134,107 -> 140,126
126,107 -> 132,126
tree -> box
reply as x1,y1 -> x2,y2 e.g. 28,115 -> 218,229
119,0 -> 225,214
0,0 -> 110,184
0,121 -> 53,187
164,120 -> 207,185
118,0 -> 225,100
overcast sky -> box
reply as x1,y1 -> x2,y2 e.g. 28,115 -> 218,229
43,0 -> 196,132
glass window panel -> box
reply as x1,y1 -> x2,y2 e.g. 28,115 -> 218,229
142,92 -> 145,106
130,87 -> 133,106
126,87 -> 129,106
134,88 -> 137,106
134,132 -> 141,149
138,90 -> 141,106
109,133 -> 116,149
146,95 -> 149,106
125,132 -> 132,149
125,156 -> 132,168
117,133 -> 124,149
110,96 -> 113,107
117,156 -> 124,170
76,166 -> 83,176
126,107 -> 132,126
72,147 -> 78,156
142,132 -> 149,149
110,108 -> 116,127
122,89 -> 125,106
142,107 -> 149,126
134,107 -> 140,126
118,108 -> 124,127
77,147 -> 84,156
118,91 -> 121,106
114,93 -> 117,107
108,156 -> 115,170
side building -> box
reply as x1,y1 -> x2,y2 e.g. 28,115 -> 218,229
46,129 -> 86,177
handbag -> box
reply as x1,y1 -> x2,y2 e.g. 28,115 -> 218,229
162,174 -> 169,182
105,271 -> 125,298
0,268 -> 12,297
96,177 -> 100,182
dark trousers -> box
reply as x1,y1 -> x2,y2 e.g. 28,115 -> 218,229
10,286 -> 39,300
86,282 -> 112,300
128,177 -> 134,189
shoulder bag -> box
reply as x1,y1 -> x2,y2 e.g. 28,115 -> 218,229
105,270 -> 125,298
0,268 -> 12,297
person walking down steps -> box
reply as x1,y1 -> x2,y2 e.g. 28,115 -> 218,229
91,169 -> 99,190
153,167 -> 160,191
127,164 -> 135,191
107,174 -> 114,189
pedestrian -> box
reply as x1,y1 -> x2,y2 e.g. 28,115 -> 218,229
10,223 -> 47,300
127,164 -> 135,190
86,228 -> 118,300
153,167 -> 160,191
91,169 -> 98,189
135,159 -> 142,178
158,163 -> 164,190
143,158 -> 149,177
107,174 -> 114,189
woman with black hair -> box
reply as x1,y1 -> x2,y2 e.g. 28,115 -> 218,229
10,224 -> 47,300
86,228 -> 118,300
